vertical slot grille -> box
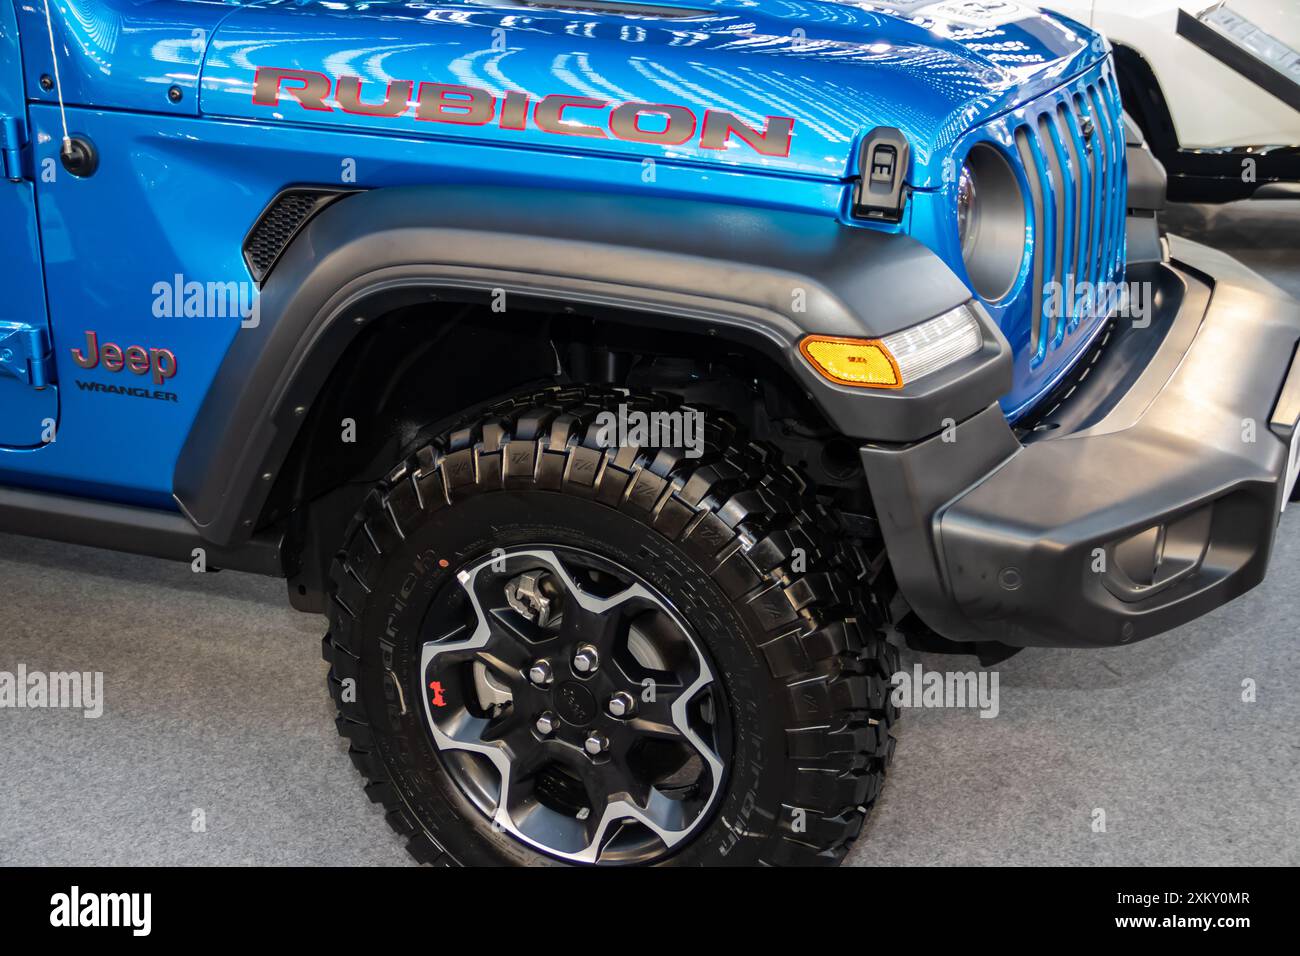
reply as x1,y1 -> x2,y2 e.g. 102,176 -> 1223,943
1010,67 -> 1127,366
1014,127 -> 1046,357
1038,113 -> 1069,346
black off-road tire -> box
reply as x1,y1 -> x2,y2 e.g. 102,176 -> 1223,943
322,386 -> 899,866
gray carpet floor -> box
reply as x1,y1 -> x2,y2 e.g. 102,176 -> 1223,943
1,201 -> 1296,866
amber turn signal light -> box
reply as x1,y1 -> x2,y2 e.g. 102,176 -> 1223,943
799,335 -> 902,389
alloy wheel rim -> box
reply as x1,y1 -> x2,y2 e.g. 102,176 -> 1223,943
419,546 -> 728,864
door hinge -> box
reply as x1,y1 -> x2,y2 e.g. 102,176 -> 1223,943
0,322 -> 54,389
1,114 -> 26,181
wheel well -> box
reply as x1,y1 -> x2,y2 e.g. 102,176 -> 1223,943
265,296 -> 866,612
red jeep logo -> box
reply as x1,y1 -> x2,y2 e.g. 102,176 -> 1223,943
71,331 -> 177,386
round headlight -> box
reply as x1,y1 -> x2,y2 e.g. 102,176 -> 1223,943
957,162 -> 977,256
956,144 -> 1025,302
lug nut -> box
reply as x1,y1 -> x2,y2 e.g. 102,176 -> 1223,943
572,644 -> 599,674
535,712 -> 557,736
528,660 -> 553,686
608,692 -> 635,718
584,730 -> 609,755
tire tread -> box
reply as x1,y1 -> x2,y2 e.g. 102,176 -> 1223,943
324,385 -> 897,867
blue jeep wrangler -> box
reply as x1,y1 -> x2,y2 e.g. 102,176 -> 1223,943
2,0 -> 1298,867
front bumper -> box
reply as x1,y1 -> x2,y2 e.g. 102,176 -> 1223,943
862,235 -> 1300,648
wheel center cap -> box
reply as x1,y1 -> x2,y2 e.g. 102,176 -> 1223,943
554,681 -> 597,725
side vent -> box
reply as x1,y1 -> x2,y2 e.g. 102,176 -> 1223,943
242,187 -> 359,285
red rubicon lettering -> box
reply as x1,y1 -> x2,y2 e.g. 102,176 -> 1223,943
609,102 -> 696,146
499,90 -> 530,130
700,109 -> 795,158
249,69 -> 796,156
429,681 -> 447,707
417,82 -> 495,125
337,75 -> 413,117
535,94 -> 608,138
252,67 -> 332,111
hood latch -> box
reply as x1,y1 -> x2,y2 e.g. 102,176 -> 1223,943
852,127 -> 911,223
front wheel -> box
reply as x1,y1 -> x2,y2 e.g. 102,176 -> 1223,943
323,387 -> 898,866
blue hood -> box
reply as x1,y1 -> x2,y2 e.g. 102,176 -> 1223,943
188,0 -> 1109,183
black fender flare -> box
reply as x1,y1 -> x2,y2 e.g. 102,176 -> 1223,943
174,184 -> 1009,547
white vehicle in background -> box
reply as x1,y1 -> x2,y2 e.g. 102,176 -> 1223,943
1048,1 -> 1300,200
